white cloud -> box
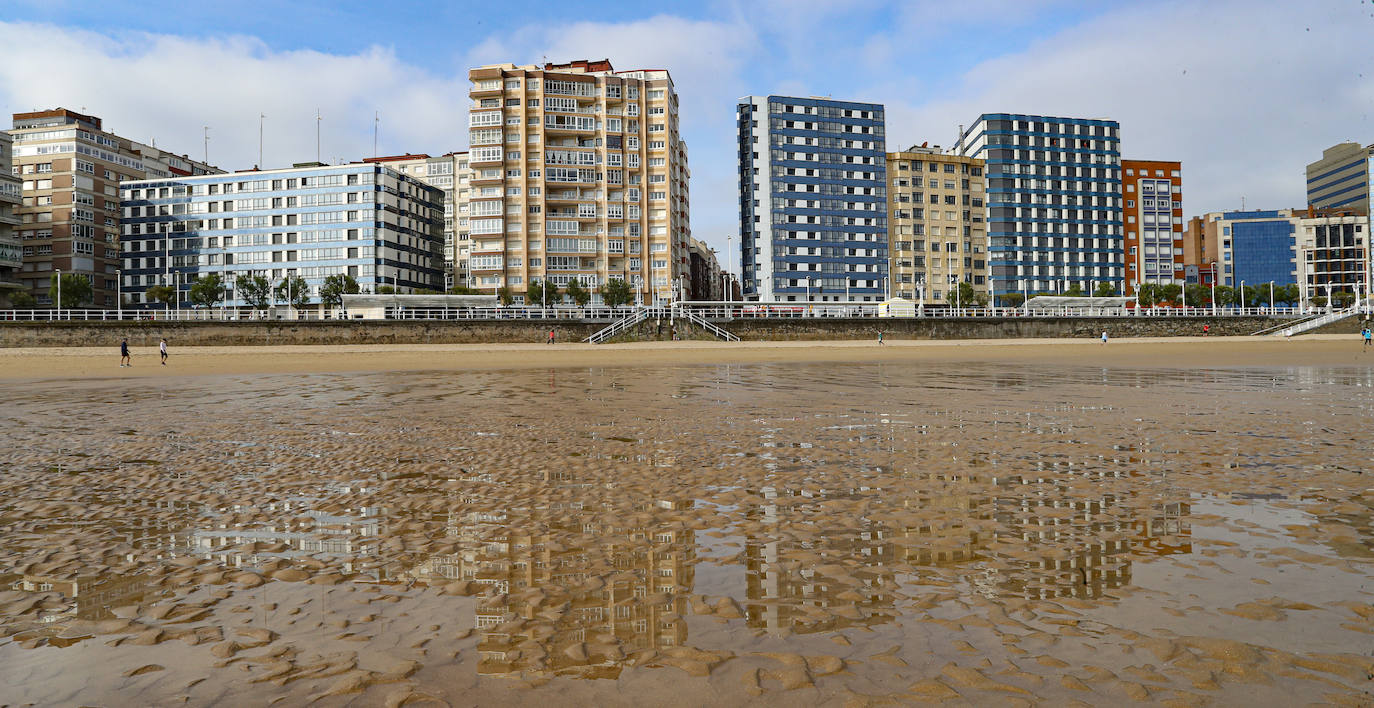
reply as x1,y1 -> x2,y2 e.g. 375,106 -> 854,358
0,22 -> 467,170
876,0 -> 1374,214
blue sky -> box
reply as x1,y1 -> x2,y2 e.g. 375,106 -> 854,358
3,1 -> 1371,268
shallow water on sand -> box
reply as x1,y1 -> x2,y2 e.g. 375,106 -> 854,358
0,362 -> 1371,706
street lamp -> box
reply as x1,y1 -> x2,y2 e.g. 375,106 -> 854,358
1210,263 -> 1217,316
1239,279 -> 1245,312
116,269 -> 122,320
55,268 -> 61,317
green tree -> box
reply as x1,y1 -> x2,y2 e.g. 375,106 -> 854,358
944,281 -> 987,307
1135,283 -> 1158,307
1214,285 -> 1237,307
8,290 -> 36,309
448,285 -> 481,295
376,285 -> 396,294
526,278 -> 556,307
1000,292 -> 1025,308
497,286 -> 513,306
49,272 -> 92,308
235,274 -> 271,309
600,278 -> 634,308
1275,284 -> 1299,306
145,284 -> 176,308
414,288 -> 442,295
274,275 -> 310,308
318,273 -> 360,308
1184,283 -> 1210,307
1092,281 -> 1117,297
564,279 -> 590,307
1159,283 -> 1182,306
1332,291 -> 1357,308
188,273 -> 226,308
1311,296 -> 1328,308
1063,283 -> 1085,297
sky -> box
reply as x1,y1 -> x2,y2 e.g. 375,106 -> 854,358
2,0 -> 1371,270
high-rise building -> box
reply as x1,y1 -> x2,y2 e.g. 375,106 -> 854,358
686,237 -> 723,300
737,95 -> 888,302
119,162 -> 445,308
1307,142 -> 1371,213
361,152 -> 470,290
1182,216 -> 1218,286
955,114 -> 1123,303
886,145 -> 987,304
466,59 -> 692,305
0,131 -> 21,304
8,109 -> 219,307
1120,160 -> 1183,293
1294,210 -> 1369,303
1200,209 -> 1302,288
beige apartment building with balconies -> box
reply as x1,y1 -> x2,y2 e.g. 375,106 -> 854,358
467,59 -> 692,305
0,131 -> 22,303
361,151 -> 471,290
886,146 -> 988,304
7,109 -> 218,307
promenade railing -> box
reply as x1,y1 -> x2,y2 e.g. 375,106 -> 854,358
0,303 -> 1319,323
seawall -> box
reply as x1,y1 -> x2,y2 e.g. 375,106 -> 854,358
0,316 -> 1287,348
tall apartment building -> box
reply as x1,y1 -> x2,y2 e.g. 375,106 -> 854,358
955,114 -> 1123,302
886,145 -> 987,304
1294,211 -> 1369,302
0,131 -> 21,303
1182,216 -> 1218,286
467,59 -> 692,305
686,236 -> 723,300
737,95 -> 888,302
1307,142 -> 1371,213
1120,160 -> 1183,293
8,109 -> 218,307
119,163 -> 445,308
361,151 -> 470,290
1200,209 -> 1301,288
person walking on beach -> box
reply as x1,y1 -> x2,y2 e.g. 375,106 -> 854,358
878,330 -> 884,345
119,338 -> 131,367
159,338 -> 168,365
1101,331 -> 1109,345
1202,324 -> 1210,336
547,328 -> 555,345
1363,327 -> 1371,350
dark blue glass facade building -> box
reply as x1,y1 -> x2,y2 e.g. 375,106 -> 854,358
737,95 -> 887,301
956,114 -> 1123,303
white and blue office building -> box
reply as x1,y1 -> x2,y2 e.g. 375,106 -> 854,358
120,163 -> 445,308
956,113 -> 1124,303
737,95 -> 888,302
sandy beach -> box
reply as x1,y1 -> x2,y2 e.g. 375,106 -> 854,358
0,334 -> 1368,380
0,340 -> 1370,706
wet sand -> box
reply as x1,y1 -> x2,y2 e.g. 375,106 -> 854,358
0,347 -> 1371,706
0,334 -> 1369,380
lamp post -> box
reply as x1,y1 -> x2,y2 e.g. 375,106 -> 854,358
1269,280 -> 1274,311
1239,279 -> 1245,312
55,268 -> 61,317
116,269 -> 122,320
1210,263 -> 1217,316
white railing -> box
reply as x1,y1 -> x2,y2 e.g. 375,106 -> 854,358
0,303 -> 1316,323
1282,298 -> 1369,337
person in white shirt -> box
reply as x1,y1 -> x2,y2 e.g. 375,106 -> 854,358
159,338 -> 168,365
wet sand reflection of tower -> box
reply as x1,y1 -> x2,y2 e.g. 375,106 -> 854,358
463,497 -> 696,678
744,486 -> 899,634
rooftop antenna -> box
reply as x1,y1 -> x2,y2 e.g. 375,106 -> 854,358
315,109 -> 322,164
373,111 -> 379,158
203,126 -> 209,164
259,113 -> 265,169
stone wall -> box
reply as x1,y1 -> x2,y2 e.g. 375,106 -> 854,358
0,315 -> 1287,347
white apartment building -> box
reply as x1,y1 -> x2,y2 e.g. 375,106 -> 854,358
467,59 -> 692,304
0,131 -> 21,303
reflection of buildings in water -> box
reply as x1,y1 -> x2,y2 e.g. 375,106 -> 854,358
408,498 -> 696,679
4,573 -> 149,645
743,486 -> 899,634
179,497 -> 384,575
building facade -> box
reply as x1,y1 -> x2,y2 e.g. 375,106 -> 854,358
737,95 -> 888,302
886,145 -> 987,304
1307,142 -> 1371,213
1120,160 -> 1183,293
1182,216 -> 1217,286
361,152 -> 470,290
686,237 -> 723,300
467,59 -> 692,305
1200,209 -> 1301,288
0,131 -> 21,303
955,114 -> 1123,302
1294,211 -> 1369,302
119,163 -> 445,308
8,109 -> 218,307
